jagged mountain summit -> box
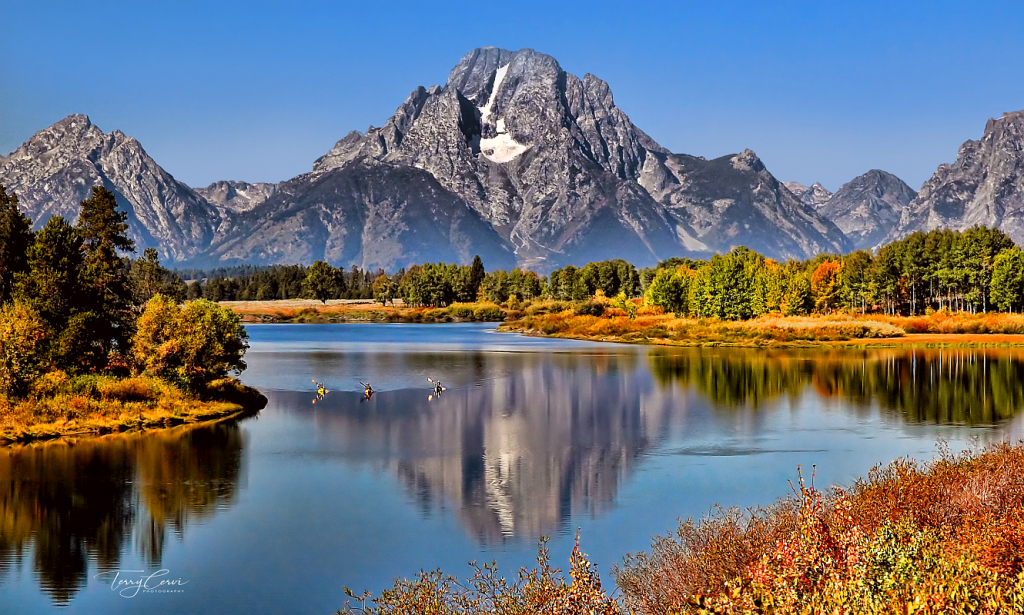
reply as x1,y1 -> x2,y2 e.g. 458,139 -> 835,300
272,46 -> 851,270
0,115 -> 224,262
818,170 -> 917,251
3,48 -> 854,271
195,180 -> 278,213
784,181 -> 833,207
887,110 -> 1024,246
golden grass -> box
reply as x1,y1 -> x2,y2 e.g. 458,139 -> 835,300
501,303 -> 1024,348
221,299 -> 508,323
502,308 -> 907,347
0,373 -> 266,444
869,310 -> 1024,335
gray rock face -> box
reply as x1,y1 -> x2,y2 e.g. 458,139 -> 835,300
206,161 -> 517,272
0,115 -> 223,262
2,49 -> 855,271
195,180 -> 278,213
639,150 -> 852,259
292,46 -> 850,270
887,110 -> 1024,246
784,181 -> 833,207
818,170 -> 917,251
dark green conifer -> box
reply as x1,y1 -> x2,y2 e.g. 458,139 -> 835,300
0,184 -> 34,304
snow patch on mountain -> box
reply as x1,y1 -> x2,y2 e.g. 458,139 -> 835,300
479,64 -> 509,125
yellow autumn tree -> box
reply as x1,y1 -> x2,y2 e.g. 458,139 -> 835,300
132,295 -> 249,389
811,260 -> 844,314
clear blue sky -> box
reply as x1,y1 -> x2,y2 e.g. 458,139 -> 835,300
2,0 -> 1022,191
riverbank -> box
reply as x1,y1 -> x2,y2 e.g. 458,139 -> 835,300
221,299 -> 1024,347
0,375 -> 267,444
221,298 -> 508,323
340,442 -> 1024,614
500,309 -> 1024,348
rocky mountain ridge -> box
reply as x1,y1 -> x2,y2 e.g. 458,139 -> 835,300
818,170 -> 917,251
886,110 -> 1024,246
195,180 -> 279,213
0,115 -> 226,262
8,49 -> 1020,271
783,181 -> 833,207
261,46 -> 851,270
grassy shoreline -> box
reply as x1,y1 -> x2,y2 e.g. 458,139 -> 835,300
499,307 -> 1024,348
222,298 -> 507,324
223,299 -> 1024,347
0,375 -> 267,445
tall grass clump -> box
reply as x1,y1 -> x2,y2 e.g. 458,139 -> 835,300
338,535 -> 619,615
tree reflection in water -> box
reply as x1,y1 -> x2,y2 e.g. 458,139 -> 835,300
648,348 -> 1024,424
0,420 -> 245,605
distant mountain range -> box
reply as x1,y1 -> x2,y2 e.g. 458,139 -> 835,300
2,47 -> 1023,271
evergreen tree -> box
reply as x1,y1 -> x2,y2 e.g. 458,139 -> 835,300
469,255 -> 485,297
0,185 -> 34,304
131,248 -> 186,304
76,186 -> 136,356
14,217 -> 83,328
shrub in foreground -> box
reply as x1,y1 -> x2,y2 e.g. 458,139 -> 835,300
0,300 -> 48,396
338,535 -> 618,615
615,443 -> 1024,614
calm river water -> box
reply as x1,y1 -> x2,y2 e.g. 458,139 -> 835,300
3,323 -> 1024,613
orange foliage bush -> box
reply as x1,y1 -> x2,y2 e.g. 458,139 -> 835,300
615,443 -> 1024,614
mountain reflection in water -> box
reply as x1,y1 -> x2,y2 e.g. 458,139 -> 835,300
266,346 -> 1024,547
271,349 -> 674,544
0,421 -> 245,605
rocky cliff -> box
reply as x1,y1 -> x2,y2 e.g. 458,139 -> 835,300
819,170 -> 917,251
784,181 -> 833,207
284,46 -> 851,270
195,180 -> 278,213
2,48 -> 856,271
887,110 -> 1024,246
0,115 -> 225,262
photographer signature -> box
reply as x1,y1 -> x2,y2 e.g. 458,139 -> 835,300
94,569 -> 189,598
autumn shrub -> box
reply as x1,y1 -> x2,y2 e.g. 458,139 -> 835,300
575,300 -> 606,317
615,443 -> 1024,614
338,535 -> 619,615
0,300 -> 49,396
449,304 -> 476,319
132,295 -> 249,390
472,305 -> 505,321
98,376 -> 158,402
27,370 -> 71,397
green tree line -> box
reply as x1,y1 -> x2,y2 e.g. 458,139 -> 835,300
642,227 -> 1024,319
0,184 -> 246,395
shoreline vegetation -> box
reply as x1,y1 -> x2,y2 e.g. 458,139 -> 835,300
0,185 -> 264,445
501,305 -> 1024,348
0,375 -> 265,444
222,298 -> 1024,347
223,298 -> 507,324
339,442 -> 1024,614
